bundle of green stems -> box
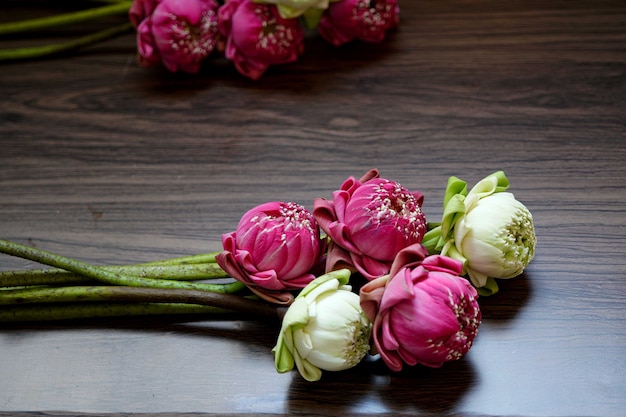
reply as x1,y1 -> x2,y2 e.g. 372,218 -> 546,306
0,239 -> 282,323
0,0 -> 134,62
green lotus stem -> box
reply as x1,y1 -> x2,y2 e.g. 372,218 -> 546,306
0,263 -> 229,288
135,252 -> 221,266
0,23 -> 133,62
91,0 -> 133,4
0,239 -> 245,294
0,1 -> 133,35
0,286 -> 280,319
0,303 -> 230,323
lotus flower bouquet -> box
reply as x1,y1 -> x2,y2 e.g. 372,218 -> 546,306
1,0 -> 400,79
0,169 -> 535,381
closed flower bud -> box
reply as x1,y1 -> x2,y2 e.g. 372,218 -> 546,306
424,171 -> 536,295
453,191 -> 536,289
130,0 -> 220,73
216,201 -> 324,304
360,244 -> 481,371
318,0 -> 399,47
273,269 -> 372,381
218,0 -> 305,80
314,169 -> 427,280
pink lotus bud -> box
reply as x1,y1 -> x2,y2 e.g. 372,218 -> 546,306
218,0 -> 305,80
360,244 -> 482,371
313,169 -> 427,280
131,0 -> 220,73
318,0 -> 399,47
216,202 -> 325,304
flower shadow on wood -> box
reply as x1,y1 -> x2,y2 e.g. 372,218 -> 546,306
477,271 -> 533,323
132,30 -> 400,96
287,354 -> 476,415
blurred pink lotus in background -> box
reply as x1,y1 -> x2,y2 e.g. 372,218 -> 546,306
218,0 -> 305,79
318,0 -> 399,46
130,0 -> 220,73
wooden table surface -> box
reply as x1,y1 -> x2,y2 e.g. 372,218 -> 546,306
1,1 -> 625,416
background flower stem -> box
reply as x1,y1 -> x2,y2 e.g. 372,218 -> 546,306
136,252 -> 221,266
0,1 -> 133,35
0,23 -> 134,62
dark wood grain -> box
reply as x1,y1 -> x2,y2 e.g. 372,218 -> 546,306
1,1 -> 625,416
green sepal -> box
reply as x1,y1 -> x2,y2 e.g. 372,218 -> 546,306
467,171 -> 510,197
487,170 -> 510,193
422,225 -> 442,254
438,176 -> 468,241
440,194 -> 466,242
476,277 -> 500,296
301,8 -> 323,29
298,269 -> 351,298
442,176 -> 468,207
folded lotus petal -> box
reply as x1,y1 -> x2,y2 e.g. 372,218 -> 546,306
245,269 -> 283,290
421,254 -> 464,276
325,220 -> 360,254
358,274 -> 389,323
466,268 -> 490,290
388,243 -> 429,277
358,168 -> 380,183
338,176 -> 361,195
464,170 -> 509,211
353,253 -> 392,281
232,249 -> 259,274
129,0 -> 161,27
329,189 -> 350,224
216,250 -> 295,304
313,199 -> 348,249
215,250 -> 249,284
378,266 -> 418,310
376,313 -> 403,371
323,240 -> 356,275
249,286 -> 295,305
311,197 -> 337,231
136,19 -> 162,67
